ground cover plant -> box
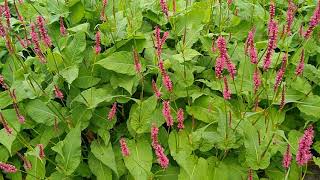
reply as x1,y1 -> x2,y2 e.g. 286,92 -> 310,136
1,0 -> 320,179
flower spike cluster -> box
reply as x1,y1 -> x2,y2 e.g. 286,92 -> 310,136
0,162 -> 17,173
296,125 -> 314,166
282,144 -> 292,169
162,101 -> 173,127
151,124 -> 169,169
304,1 -> 320,39
295,50 -> 305,76
119,138 -> 130,157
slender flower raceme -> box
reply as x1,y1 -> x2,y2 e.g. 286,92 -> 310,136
4,0 -> 11,28
285,1 -> 296,35
0,162 -> 17,173
253,68 -> 261,94
162,73 -> 173,92
0,112 -> 12,134
215,36 -> 236,78
296,125 -> 314,166
162,101 -> 173,127
295,50 -> 305,76
160,0 -> 169,17
36,16 -> 52,47
152,80 -> 161,99
38,144 -> 45,159
133,48 -> 141,74
215,57 -> 225,78
154,144 -> 169,169
108,102 -> 117,121
304,2 -> 320,39
100,0 -> 108,21
0,22 -> 5,37
223,77 -> 231,100
227,0 -> 232,6
177,108 -> 184,130
274,54 -> 287,92
17,153 -> 32,170
269,1 -> 276,20
59,17 -> 67,36
119,138 -> 130,157
282,144 -> 292,169
245,28 -> 255,54
263,20 -> 278,71
151,124 -> 159,148
154,26 -> 169,58
30,23 -> 46,63
280,85 -> 286,110
9,90 -> 25,124
54,85 -> 64,100
226,58 -> 237,79
95,31 -> 101,54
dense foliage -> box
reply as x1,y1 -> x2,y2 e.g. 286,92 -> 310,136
0,0 -> 320,179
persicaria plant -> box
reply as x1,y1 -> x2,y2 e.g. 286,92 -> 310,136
0,0 -> 320,179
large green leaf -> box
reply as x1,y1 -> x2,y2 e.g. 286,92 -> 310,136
73,86 -> 114,109
95,51 -> 136,75
88,153 -> 113,180
52,124 -> 81,175
26,100 -> 63,125
123,136 -> 153,180
297,95 -> 320,118
25,148 -> 46,180
90,140 -> 118,177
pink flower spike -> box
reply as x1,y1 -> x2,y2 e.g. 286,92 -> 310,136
269,1 -> 276,20
103,0 -> 108,6
245,28 -> 256,54
162,101 -> 173,127
162,72 -> 173,92
37,144 -> 45,159
282,144 -> 292,169
108,102 -> 117,121
253,68 -> 261,94
30,23 -> 46,63
0,162 -> 17,173
36,16 -> 52,47
0,22 -> 6,37
296,125 -> 314,166
4,0 -> 11,28
152,79 -> 162,99
18,115 -> 25,124
154,144 -> 169,169
59,17 -> 67,36
54,85 -> 64,100
226,58 -> 237,79
280,85 -> 286,110
151,123 -> 159,148
0,113 -> 13,135
133,49 -> 141,74
285,1 -> 297,35
295,50 -> 305,76
223,77 -> 231,100
95,31 -> 101,55
119,138 -> 130,157
263,20 -> 278,71
159,0 -> 169,17
304,2 -> 320,39
215,57 -> 225,78
177,108 -> 184,130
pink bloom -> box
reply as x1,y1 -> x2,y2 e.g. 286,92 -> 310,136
154,144 -> 169,169
160,0 -> 169,17
253,68 -> 261,93
59,17 -> 67,36
245,28 -> 255,54
4,0 -> 11,27
223,77 -> 231,100
54,85 -> 64,100
95,31 -> 101,55
152,80 -> 161,99
162,101 -> 173,127
108,102 -> 117,121
10,90 -> 25,124
154,26 -> 169,58
296,125 -> 314,166
177,108 -> 184,130
249,46 -> 258,64
18,115 -> 25,124
30,23 -> 46,63
217,36 -> 227,57
226,58 -> 237,80
133,49 -> 141,73
227,0 -> 232,6
0,113 -> 12,135
280,85 -> 286,110
119,138 -> 130,157
162,73 -> 173,92
151,124 -> 159,148
158,60 -> 165,75
0,162 -> 17,173
248,168 -> 253,180
295,50 -> 305,76
37,144 -> 45,159
16,35 -> 28,48
103,0 -> 108,6
285,1 -> 296,35
269,2 -> 276,20
282,144 -> 292,169
304,2 -> 320,39
274,54 -> 287,91
100,0 -> 108,21
36,16 -> 52,47
215,57 -> 225,78
0,22 -> 6,37
263,20 -> 278,71
18,0 -> 23,3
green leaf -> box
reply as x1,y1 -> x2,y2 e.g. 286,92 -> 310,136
69,2 -> 84,24
91,140 -> 119,177
123,136 -> 153,180
25,149 -> 46,180
186,96 -> 225,123
73,86 -> 114,109
88,153 -> 112,180
52,124 -> 81,175
96,51 -> 136,75
110,73 -> 139,95
172,49 -> 201,63
62,32 -> 86,65
128,96 -> 159,134
297,95 -> 320,118
68,23 -> 90,34
60,65 -> 79,84
26,100 -> 62,125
